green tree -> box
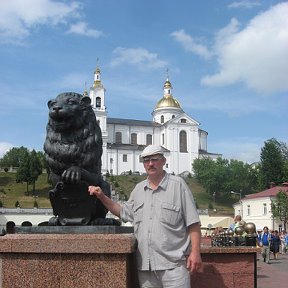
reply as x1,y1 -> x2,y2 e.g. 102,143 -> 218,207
29,150 -> 43,195
15,150 -> 31,194
225,159 -> 259,196
192,157 -> 260,197
259,138 -> 285,188
271,190 -> 288,231
192,157 -> 220,194
0,146 -> 29,168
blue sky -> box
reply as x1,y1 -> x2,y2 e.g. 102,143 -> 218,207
0,0 -> 287,164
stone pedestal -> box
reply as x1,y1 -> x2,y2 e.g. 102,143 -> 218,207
0,234 -> 259,288
194,246 -> 259,288
0,233 -> 137,288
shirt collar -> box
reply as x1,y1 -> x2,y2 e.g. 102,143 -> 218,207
144,171 -> 168,190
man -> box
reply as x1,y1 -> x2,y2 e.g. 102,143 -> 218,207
228,215 -> 241,232
88,145 -> 202,288
259,226 -> 271,264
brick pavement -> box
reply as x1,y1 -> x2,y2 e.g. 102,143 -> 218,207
257,252 -> 288,288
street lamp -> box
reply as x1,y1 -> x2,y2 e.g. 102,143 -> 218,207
213,192 -> 216,206
212,192 -> 217,212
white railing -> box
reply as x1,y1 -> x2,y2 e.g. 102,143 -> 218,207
0,208 -> 53,214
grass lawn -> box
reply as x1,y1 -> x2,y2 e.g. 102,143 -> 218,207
0,172 -> 234,215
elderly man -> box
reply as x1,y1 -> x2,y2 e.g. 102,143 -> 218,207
88,145 -> 202,288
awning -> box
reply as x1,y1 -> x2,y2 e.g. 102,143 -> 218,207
199,215 -> 234,229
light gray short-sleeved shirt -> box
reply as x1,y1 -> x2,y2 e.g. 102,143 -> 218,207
120,173 -> 200,271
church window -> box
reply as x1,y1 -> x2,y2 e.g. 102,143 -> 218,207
247,205 -> 251,216
179,131 -> 187,152
172,115 -> 175,119
146,134 -> 152,145
115,132 -> 122,144
162,133 -> 165,145
131,133 -> 137,145
96,97 -> 101,108
180,118 -> 186,123
123,154 -> 127,162
161,115 -> 164,123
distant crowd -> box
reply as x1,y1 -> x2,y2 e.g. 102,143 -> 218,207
210,214 -> 288,265
257,226 -> 288,264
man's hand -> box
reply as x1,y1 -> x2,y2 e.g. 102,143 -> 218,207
88,186 -> 104,200
88,185 -> 121,217
186,251 -> 202,273
187,222 -> 202,273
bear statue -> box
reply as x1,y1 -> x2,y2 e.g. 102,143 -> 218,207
44,92 -> 115,226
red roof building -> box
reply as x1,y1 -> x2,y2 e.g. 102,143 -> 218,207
233,183 -> 288,231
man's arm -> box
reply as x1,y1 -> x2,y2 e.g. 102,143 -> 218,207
186,222 -> 202,273
88,186 -> 121,217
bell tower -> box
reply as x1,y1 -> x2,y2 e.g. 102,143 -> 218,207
89,64 -> 108,174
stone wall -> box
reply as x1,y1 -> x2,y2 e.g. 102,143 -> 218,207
0,234 -> 259,288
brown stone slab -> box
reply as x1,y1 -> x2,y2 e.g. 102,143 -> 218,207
0,233 -> 137,254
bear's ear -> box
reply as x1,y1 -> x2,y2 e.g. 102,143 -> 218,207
81,96 -> 91,106
48,99 -> 55,108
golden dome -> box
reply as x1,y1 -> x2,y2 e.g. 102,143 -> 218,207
156,95 -> 181,109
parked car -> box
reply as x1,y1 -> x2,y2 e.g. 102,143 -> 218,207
120,171 -> 130,175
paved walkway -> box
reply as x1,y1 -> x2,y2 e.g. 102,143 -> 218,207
257,252 -> 288,288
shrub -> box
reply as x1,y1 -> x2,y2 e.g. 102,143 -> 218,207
33,200 -> 39,208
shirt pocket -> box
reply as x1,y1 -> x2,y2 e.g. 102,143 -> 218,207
160,202 -> 181,226
133,202 -> 144,232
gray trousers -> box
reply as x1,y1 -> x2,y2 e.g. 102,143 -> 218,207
262,245 -> 270,263
138,264 -> 191,288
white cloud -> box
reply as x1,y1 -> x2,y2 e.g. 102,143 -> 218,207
170,29 -> 212,60
0,0 -> 82,44
201,3 -> 288,93
66,21 -> 104,38
0,142 -> 14,158
110,47 -> 168,70
228,1 -> 260,9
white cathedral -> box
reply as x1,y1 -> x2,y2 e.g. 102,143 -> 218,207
85,66 -> 221,176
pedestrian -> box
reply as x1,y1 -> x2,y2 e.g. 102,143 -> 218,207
88,145 -> 202,288
256,230 -> 262,247
259,226 -> 271,264
228,215 -> 241,232
270,230 -> 281,259
280,231 -> 285,254
285,231 -> 288,253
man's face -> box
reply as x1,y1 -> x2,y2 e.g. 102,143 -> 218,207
142,154 -> 166,177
